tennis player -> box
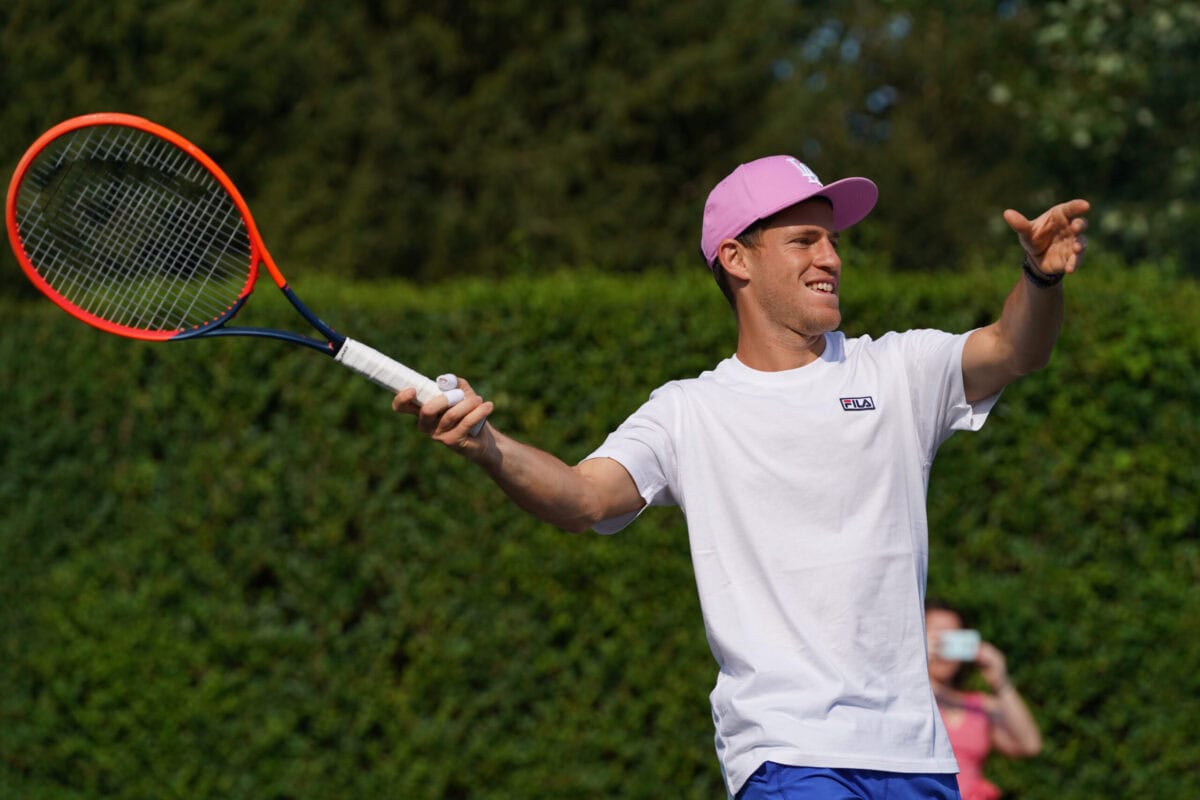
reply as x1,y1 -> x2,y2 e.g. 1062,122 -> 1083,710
393,155 -> 1088,799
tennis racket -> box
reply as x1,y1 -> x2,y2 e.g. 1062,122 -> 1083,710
6,112 -> 482,431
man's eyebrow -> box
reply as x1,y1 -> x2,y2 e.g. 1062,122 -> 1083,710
784,226 -> 838,241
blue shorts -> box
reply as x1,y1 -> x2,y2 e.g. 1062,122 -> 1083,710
735,762 -> 961,800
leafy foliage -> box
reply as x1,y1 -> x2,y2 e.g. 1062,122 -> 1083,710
3,1 -> 1199,294
1025,0 -> 1200,265
1,259 -> 1196,798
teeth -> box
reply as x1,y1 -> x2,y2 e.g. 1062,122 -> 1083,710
810,282 -> 835,293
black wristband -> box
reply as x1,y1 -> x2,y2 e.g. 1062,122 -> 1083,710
1022,253 -> 1064,288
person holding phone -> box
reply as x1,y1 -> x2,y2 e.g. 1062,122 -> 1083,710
925,601 -> 1043,800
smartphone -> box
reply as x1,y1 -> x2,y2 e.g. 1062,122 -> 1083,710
938,629 -> 981,661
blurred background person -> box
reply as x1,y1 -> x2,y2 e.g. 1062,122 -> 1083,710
926,601 -> 1043,800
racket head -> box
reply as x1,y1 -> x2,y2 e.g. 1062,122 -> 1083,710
6,113 -> 278,341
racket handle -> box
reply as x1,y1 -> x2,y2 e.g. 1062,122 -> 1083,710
335,338 -> 484,435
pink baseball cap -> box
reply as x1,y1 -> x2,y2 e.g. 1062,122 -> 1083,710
700,155 -> 878,267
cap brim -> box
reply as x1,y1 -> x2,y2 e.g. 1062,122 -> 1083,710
725,175 -> 878,239
813,176 -> 879,231
701,167 -> 879,267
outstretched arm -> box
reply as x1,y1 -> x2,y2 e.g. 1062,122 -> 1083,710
962,199 -> 1089,404
392,380 -> 645,533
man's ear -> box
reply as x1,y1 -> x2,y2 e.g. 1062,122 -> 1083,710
718,239 -> 751,281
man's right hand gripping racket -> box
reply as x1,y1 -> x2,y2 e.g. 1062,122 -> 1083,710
6,113 -> 485,435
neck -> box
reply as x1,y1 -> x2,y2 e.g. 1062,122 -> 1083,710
735,327 -> 828,371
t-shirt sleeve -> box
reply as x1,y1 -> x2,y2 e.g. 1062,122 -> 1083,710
583,384 -> 681,534
895,329 -> 1002,459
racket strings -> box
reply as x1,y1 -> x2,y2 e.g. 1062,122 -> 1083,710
14,124 -> 255,332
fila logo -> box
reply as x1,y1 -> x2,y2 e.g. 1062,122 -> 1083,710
840,396 -> 876,411
786,157 -> 822,185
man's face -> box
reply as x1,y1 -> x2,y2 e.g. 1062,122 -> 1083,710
738,199 -> 842,338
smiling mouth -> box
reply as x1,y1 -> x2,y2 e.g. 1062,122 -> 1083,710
807,281 -> 837,295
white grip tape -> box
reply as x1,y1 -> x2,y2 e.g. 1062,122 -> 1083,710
335,339 -> 483,436
335,338 -> 443,406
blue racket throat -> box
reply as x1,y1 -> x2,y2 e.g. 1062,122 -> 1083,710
171,285 -> 346,353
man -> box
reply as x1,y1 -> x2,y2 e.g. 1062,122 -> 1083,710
392,155 -> 1088,799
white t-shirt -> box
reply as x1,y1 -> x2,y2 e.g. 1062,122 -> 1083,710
587,329 -> 999,797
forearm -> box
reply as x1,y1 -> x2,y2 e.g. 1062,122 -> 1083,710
994,272 -> 1064,375
991,679 -> 1043,756
393,380 -> 643,533
963,273 -> 1063,402
469,429 -> 618,533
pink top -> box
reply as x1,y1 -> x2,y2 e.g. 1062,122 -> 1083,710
941,692 -> 1002,800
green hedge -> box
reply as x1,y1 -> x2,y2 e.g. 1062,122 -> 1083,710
1,257 -> 1196,798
